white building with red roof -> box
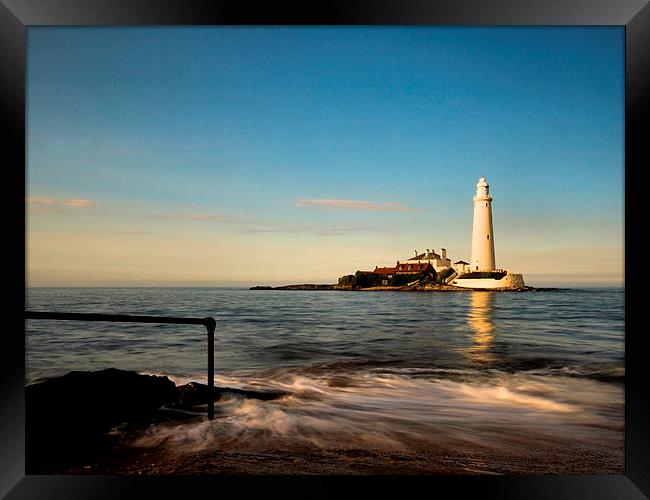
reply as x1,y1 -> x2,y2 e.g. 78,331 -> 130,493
405,248 -> 452,272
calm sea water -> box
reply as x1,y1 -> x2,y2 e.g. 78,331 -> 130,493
25,287 -> 625,473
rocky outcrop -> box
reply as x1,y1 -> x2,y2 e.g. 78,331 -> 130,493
250,284 -> 339,290
275,284 -> 337,290
25,368 -> 287,472
26,368 -> 177,471
27,368 -> 177,421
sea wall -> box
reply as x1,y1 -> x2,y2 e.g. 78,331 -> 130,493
453,273 -> 525,289
503,273 -> 525,288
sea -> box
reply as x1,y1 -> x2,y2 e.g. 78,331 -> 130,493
25,287 -> 625,474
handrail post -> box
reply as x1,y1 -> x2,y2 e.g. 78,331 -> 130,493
204,317 -> 216,420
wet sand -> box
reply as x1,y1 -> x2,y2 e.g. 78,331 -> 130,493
42,432 -> 622,476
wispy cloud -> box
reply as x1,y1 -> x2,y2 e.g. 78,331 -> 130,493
243,226 -> 373,237
116,230 -> 156,235
151,213 -> 247,224
27,196 -> 96,213
62,198 -> 96,208
295,199 -> 424,212
27,196 -> 57,205
182,214 -> 230,223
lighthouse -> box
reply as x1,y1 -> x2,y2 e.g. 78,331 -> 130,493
451,177 -> 525,288
470,176 -> 496,271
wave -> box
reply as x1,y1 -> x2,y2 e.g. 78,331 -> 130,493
134,363 -> 623,458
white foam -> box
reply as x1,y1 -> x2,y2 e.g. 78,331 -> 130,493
132,369 -> 623,455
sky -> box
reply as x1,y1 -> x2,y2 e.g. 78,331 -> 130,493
26,27 -> 624,287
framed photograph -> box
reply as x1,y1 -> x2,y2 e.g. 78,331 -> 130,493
3,0 -> 648,498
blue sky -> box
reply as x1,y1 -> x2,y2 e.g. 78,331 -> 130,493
26,27 -> 624,286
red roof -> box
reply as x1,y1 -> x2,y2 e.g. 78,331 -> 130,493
373,266 -> 396,275
395,262 -> 433,272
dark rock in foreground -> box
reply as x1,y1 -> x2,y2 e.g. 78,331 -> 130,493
27,368 -> 177,421
26,368 -> 177,472
26,368 -> 286,473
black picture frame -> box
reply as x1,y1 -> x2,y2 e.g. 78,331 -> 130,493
3,0 -> 648,498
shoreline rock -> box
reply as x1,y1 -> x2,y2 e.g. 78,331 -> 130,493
250,284 -> 339,290
25,368 -> 287,473
250,283 -> 557,292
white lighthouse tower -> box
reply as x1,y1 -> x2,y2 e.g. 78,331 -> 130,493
451,176 -> 526,289
470,176 -> 496,271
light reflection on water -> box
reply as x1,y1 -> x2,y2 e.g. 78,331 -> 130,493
466,292 -> 496,365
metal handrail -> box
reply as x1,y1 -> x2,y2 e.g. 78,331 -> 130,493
24,311 -> 217,420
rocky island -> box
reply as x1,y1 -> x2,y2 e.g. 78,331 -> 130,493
253,178 -> 543,292
250,282 -> 552,292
